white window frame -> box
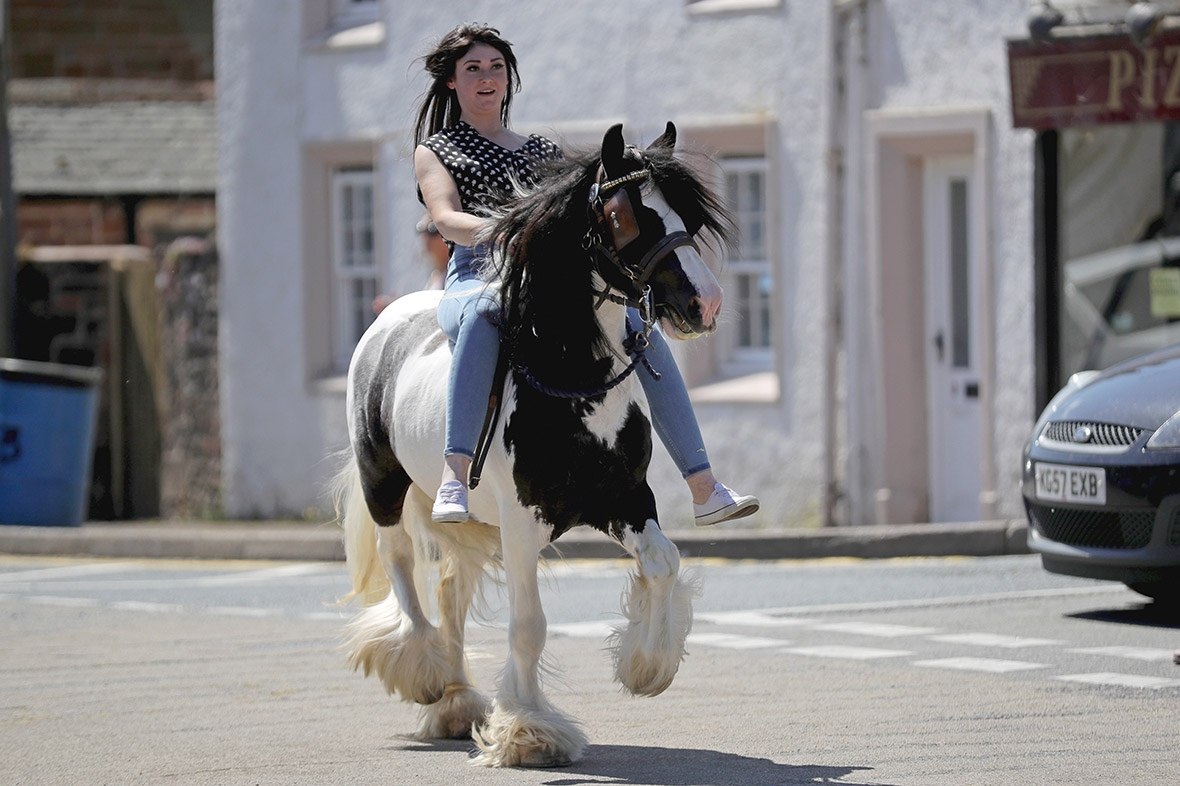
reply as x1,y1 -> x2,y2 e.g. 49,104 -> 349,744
721,156 -> 773,374
330,168 -> 379,372
687,0 -> 782,15
330,0 -> 378,29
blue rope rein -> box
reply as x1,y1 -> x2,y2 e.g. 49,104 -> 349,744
513,328 -> 661,400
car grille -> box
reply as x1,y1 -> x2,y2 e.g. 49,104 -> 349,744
1043,420 -> 1143,447
1027,503 -> 1154,550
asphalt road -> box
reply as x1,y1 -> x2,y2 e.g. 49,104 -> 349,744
2,554 -> 1177,785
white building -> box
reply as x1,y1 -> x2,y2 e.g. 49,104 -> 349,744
218,0 -> 1169,526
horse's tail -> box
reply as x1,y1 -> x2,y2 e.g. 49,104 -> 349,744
332,447 -> 391,605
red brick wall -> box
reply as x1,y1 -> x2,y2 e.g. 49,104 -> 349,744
9,0 -> 214,81
17,199 -> 128,246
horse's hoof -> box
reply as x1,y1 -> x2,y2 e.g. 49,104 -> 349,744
517,748 -> 573,768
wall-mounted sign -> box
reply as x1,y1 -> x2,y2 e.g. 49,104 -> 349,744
1009,28 -> 1180,129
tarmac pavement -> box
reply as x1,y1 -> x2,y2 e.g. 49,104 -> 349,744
0,518 -> 1031,562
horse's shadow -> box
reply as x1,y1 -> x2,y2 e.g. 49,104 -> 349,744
391,739 -> 895,786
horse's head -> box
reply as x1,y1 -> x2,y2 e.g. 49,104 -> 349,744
589,122 -> 731,339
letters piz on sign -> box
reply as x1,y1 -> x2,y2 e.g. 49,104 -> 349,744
1008,28 -> 1180,129
1034,462 -> 1106,505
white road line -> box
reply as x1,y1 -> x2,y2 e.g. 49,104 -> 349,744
108,600 -> 186,614
193,563 -> 334,586
1056,673 -> 1180,689
23,595 -> 100,608
783,645 -> 912,660
303,611 -> 349,621
1068,646 -> 1177,662
688,632 -> 787,649
548,620 -> 616,639
928,633 -> 1063,649
812,622 -> 938,638
202,606 -> 279,618
696,610 -> 817,628
746,584 -> 1129,616
912,657 -> 1049,674
0,562 -> 140,582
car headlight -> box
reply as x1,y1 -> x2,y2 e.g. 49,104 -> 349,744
1030,370 -> 1100,442
1146,408 -> 1180,449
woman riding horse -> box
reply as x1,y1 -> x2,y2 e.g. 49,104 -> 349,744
413,23 -> 758,527
342,119 -> 736,767
340,22 -> 756,768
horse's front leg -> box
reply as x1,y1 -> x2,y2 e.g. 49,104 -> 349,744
472,515 -> 587,768
610,499 -> 701,697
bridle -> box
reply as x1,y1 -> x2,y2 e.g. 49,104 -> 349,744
515,164 -> 700,400
583,165 -> 700,311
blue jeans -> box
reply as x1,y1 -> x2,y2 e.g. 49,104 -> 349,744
438,244 -> 711,477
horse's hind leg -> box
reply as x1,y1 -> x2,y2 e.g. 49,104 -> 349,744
610,518 -> 701,697
342,467 -> 450,705
415,501 -> 498,739
472,517 -> 587,767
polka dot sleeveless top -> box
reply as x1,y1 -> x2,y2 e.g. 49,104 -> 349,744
420,121 -> 562,212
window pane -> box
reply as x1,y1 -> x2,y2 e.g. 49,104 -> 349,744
333,169 -> 378,368
949,178 -> 970,368
747,219 -> 765,259
747,172 -> 763,210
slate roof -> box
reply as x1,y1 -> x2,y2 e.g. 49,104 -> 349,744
10,92 -> 217,195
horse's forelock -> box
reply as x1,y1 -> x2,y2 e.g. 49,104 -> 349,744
642,148 -> 735,251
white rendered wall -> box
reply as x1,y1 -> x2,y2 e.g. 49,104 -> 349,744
216,0 -> 1037,525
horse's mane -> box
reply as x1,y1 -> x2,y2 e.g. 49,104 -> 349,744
482,144 -> 733,394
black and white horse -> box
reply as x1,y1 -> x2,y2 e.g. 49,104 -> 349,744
336,122 -> 732,767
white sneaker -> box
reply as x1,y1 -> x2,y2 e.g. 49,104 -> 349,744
693,483 -> 759,527
431,480 -> 469,523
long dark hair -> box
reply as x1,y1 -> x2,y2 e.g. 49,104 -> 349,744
413,24 -> 521,146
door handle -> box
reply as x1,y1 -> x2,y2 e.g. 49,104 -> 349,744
933,331 -> 944,362
965,381 -> 979,399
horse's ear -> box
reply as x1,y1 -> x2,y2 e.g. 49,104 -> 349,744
649,121 -> 677,151
601,123 -> 625,176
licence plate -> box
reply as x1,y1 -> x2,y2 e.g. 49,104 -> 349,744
1034,462 -> 1106,505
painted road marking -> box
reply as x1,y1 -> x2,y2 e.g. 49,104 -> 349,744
783,645 -> 912,660
696,610 -> 816,628
689,632 -> 787,649
1056,673 -> 1180,689
1068,646 -> 1177,662
912,657 -> 1049,674
928,633 -> 1063,649
193,563 -> 334,586
548,620 -> 616,639
813,622 -> 937,638
0,562 -> 140,582
20,594 -> 100,608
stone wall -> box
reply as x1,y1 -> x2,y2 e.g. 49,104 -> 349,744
155,238 -> 221,518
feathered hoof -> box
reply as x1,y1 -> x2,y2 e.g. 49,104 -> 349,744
344,597 -> 450,705
613,642 -> 680,697
416,683 -> 490,740
610,569 -> 700,697
470,700 -> 587,768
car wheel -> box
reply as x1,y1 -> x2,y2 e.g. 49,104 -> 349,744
1125,581 -> 1180,606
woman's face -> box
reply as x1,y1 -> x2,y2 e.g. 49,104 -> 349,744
447,42 -> 510,119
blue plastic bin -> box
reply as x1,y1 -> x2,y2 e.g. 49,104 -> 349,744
0,358 -> 103,526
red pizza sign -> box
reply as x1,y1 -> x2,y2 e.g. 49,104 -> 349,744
1009,28 -> 1180,129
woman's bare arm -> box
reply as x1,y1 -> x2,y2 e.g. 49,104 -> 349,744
414,145 -> 488,248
